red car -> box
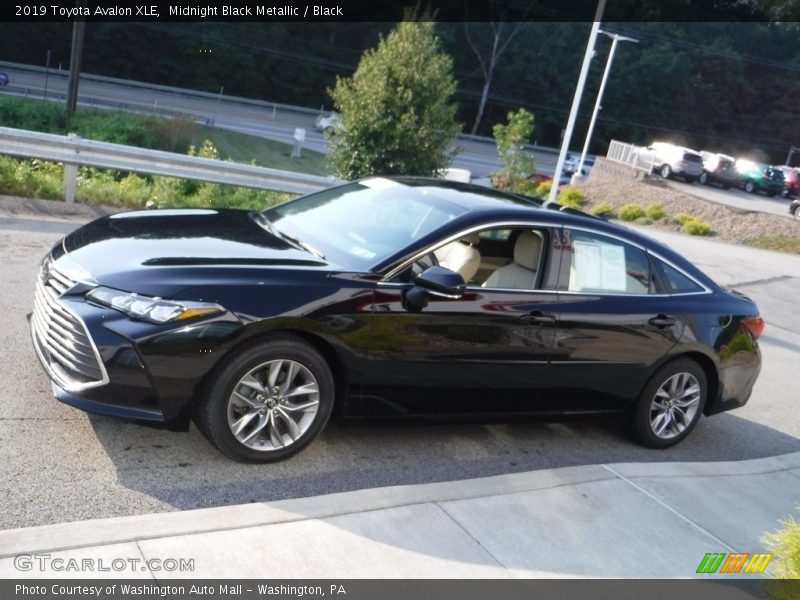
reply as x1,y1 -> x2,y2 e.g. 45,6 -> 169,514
778,166 -> 800,198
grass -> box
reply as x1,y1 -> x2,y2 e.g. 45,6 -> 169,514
189,126 -> 330,176
746,235 -> 800,254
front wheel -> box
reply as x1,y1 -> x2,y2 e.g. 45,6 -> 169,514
660,165 -> 672,179
699,172 -> 709,185
194,336 -> 334,463
745,181 -> 757,194
631,358 -> 707,449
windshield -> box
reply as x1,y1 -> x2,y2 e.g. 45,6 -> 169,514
265,179 -> 468,270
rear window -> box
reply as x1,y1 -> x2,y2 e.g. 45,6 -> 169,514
653,259 -> 703,294
683,153 -> 703,163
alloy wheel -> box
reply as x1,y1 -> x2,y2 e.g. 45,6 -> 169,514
227,359 -> 320,451
649,372 -> 701,440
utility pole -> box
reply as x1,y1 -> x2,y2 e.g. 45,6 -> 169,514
43,49 -> 51,101
66,12 -> 86,118
547,0 -> 606,205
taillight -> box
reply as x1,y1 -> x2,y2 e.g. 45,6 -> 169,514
742,316 -> 765,338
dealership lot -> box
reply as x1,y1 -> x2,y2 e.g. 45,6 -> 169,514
1,216 -> 799,529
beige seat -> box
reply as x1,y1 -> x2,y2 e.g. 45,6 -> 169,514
434,235 -> 481,282
483,231 -> 542,289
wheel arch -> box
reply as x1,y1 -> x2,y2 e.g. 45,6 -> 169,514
190,327 -> 350,420
646,351 -> 720,415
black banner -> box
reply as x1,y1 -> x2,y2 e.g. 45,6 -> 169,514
1,0 -> 797,23
4,579 -> 800,600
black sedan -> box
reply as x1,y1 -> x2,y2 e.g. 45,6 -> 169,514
31,178 -> 763,462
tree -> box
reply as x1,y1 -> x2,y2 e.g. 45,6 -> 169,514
493,108 -> 536,182
327,15 -> 461,179
463,17 -> 528,135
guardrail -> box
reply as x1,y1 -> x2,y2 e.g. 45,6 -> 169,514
0,126 -> 340,203
607,140 -> 654,174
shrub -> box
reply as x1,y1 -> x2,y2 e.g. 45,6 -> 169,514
682,217 -> 712,236
763,514 -> 800,579
493,108 -> 536,181
327,14 -> 461,179
646,203 -> 667,220
673,212 -> 693,225
557,186 -> 586,209
619,203 -> 646,221
591,202 -> 617,218
535,181 -> 552,198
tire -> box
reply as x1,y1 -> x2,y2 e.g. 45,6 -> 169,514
699,172 -> 709,185
791,203 -> 800,220
745,181 -> 757,194
660,165 -> 672,179
781,187 -> 791,199
631,358 -> 707,449
194,335 -> 334,463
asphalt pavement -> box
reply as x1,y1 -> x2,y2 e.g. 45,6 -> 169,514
0,202 -> 799,531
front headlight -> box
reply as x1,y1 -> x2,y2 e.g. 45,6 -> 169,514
86,287 -> 224,324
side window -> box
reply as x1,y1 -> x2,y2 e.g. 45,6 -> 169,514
652,258 -> 704,294
559,229 -> 653,294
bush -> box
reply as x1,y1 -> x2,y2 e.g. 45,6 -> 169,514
682,217 -> 712,236
646,203 -> 667,220
591,202 -> 617,218
673,212 -> 693,225
557,186 -> 586,209
619,203 -> 646,221
327,14 -> 461,179
535,181 -> 552,198
493,108 -> 536,181
763,514 -> 800,579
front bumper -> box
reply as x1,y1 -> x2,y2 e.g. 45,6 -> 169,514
31,257 -> 244,423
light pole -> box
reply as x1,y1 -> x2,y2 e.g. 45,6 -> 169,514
547,0 -> 606,205
574,31 -> 638,180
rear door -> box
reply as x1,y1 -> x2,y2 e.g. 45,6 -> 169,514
545,227 -> 687,412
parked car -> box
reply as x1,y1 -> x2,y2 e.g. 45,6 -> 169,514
314,112 -> 340,133
698,151 -> 738,188
644,142 -> 704,182
735,159 -> 785,196
31,178 -> 763,462
0,72 -> 9,86
777,166 -> 800,198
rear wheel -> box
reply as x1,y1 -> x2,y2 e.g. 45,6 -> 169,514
194,335 -> 334,463
781,187 -> 791,199
699,172 -> 709,185
745,181 -> 757,194
631,358 -> 707,449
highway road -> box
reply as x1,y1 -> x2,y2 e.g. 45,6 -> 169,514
1,212 -> 799,529
1,62 -> 564,180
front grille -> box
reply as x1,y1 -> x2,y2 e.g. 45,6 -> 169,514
31,257 -> 107,390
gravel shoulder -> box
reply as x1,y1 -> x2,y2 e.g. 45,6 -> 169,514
575,159 -> 799,245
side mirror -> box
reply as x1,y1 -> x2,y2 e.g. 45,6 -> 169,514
402,266 -> 465,312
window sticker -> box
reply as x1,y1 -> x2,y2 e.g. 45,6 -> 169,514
571,239 -> 626,291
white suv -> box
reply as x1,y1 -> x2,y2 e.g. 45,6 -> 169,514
644,142 -> 704,182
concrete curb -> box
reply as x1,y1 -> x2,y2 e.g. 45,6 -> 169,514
0,195 -> 119,222
2,452 -> 798,559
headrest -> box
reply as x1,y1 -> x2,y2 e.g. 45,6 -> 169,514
459,234 -> 480,245
514,231 -> 542,271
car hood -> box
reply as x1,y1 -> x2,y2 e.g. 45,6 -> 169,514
58,209 -> 331,297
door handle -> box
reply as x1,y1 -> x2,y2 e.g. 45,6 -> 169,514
519,311 -> 555,325
649,314 -> 676,328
